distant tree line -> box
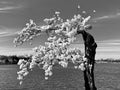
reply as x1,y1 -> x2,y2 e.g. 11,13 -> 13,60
96,58 -> 120,63
0,55 -> 31,65
0,55 -> 120,65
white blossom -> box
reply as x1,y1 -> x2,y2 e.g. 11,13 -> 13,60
17,75 -> 23,80
15,10 -> 91,84
79,63 -> 85,71
77,5 -> 80,9
19,81 -> 23,85
74,66 -> 78,69
17,59 -> 25,65
59,61 -> 68,68
45,77 -> 48,80
93,10 -> 96,13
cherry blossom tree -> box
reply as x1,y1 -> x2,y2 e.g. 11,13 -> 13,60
14,10 -> 97,90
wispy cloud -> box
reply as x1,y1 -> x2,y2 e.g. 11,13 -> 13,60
0,6 -> 22,11
97,39 -> 120,45
0,1 -> 24,13
0,26 -> 20,37
95,39 -> 120,59
68,39 -> 120,59
0,47 -> 32,56
0,32 -> 17,37
96,46 -> 120,59
93,12 -> 120,21
0,32 -> 8,35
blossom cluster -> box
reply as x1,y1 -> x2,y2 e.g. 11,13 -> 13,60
17,59 -> 30,85
14,11 -> 91,46
14,19 -> 42,46
15,11 -> 91,84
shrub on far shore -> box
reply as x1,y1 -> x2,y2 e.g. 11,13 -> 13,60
0,55 -> 31,65
0,55 -> 119,65
96,58 -> 120,63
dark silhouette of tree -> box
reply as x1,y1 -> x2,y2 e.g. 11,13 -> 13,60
77,25 -> 97,90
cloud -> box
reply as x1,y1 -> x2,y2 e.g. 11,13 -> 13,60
94,16 -> 109,20
97,39 -> 120,44
96,39 -> 120,50
0,1 -> 24,13
0,32 -> 17,37
0,26 -> 20,37
0,6 -> 22,11
0,47 -> 32,56
67,39 -> 120,59
0,32 -> 8,35
95,39 -> 120,59
96,46 -> 120,59
0,29 -> 19,37
93,12 -> 120,21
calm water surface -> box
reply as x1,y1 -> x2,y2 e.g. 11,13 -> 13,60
0,64 -> 120,90
0,65 -> 84,90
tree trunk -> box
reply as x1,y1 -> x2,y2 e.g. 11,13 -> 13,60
77,29 -> 97,90
83,62 -> 97,90
83,43 -> 97,90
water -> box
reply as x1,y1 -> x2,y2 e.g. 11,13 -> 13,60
0,65 -> 19,90
0,65 -> 84,90
0,63 -> 120,90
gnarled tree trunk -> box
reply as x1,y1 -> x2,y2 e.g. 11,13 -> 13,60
83,35 -> 97,90
77,29 -> 97,90
83,58 -> 97,90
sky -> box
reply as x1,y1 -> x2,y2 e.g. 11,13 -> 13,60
0,0 -> 120,59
